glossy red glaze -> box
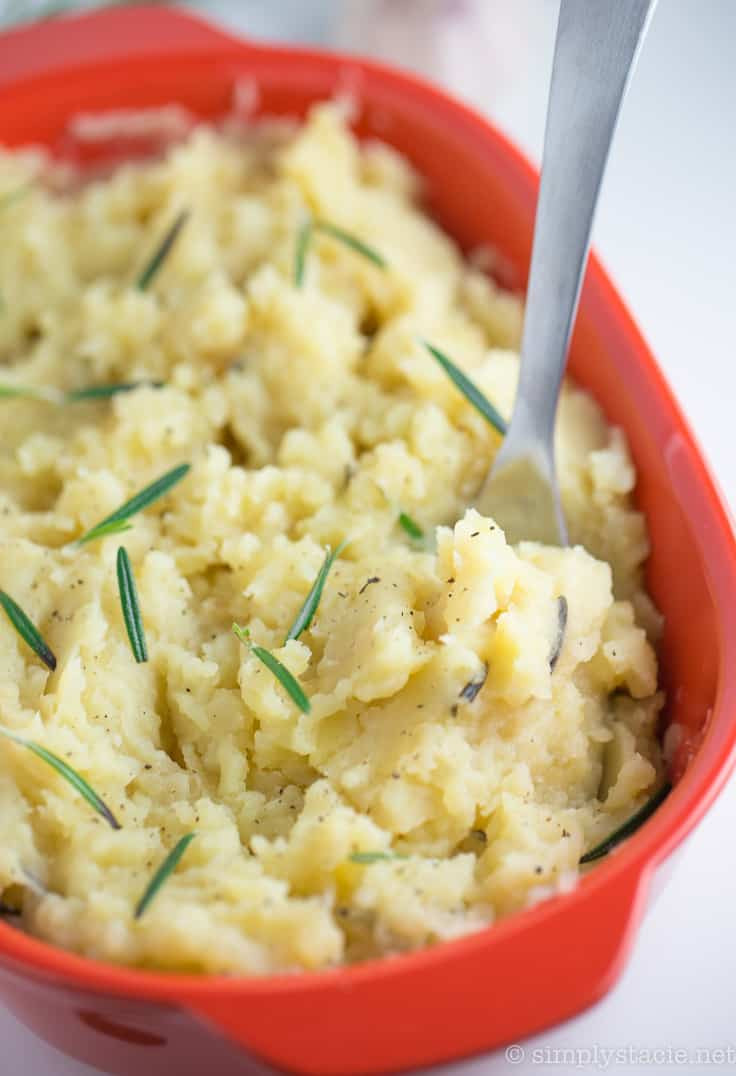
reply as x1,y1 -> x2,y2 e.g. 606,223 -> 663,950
1,7 -> 735,1075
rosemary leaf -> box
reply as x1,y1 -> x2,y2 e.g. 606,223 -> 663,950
294,218 -> 313,287
294,216 -> 387,286
315,221 -> 387,269
0,385 -> 39,400
0,383 -> 162,404
116,547 -> 148,663
77,463 -> 190,546
458,663 -> 488,704
580,782 -> 672,864
233,624 -> 311,714
134,833 -> 195,919
422,340 -> 507,436
285,539 -> 348,643
349,851 -> 408,864
136,209 -> 189,291
67,381 -> 164,402
0,590 -> 56,670
0,385 -> 64,403
398,512 -> 424,541
0,726 -> 120,830
80,520 -> 134,542
549,595 -> 568,671
22,869 -> 46,897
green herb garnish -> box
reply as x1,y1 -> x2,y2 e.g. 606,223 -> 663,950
285,539 -> 348,643
77,463 -> 190,546
422,341 -> 507,436
0,386 -> 39,400
0,385 -> 61,402
458,662 -> 488,704
116,547 -> 148,663
134,833 -> 195,919
0,383 -> 162,403
315,221 -> 387,268
136,209 -> 189,291
81,520 -> 134,542
0,726 -> 120,829
294,217 -> 386,287
67,381 -> 163,402
0,590 -> 56,670
580,782 -> 672,864
293,218 -> 313,287
233,624 -> 311,714
349,851 -> 408,864
398,512 -> 424,541
549,595 -> 568,671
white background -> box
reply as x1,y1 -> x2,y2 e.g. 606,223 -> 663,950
0,2 -> 734,1074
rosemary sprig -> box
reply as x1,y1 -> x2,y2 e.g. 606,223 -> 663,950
81,520 -> 134,542
77,463 -> 190,546
293,218 -> 313,287
233,624 -> 311,714
0,726 -> 120,829
398,512 -> 424,541
116,547 -> 148,663
0,382 -> 163,403
136,209 -> 189,291
134,833 -> 195,919
294,217 -> 386,287
422,341 -> 507,436
349,851 -> 408,864
285,539 -> 348,643
580,782 -> 672,864
67,381 -> 164,402
0,385 -> 40,400
0,385 -> 61,402
0,590 -> 56,670
315,221 -> 387,268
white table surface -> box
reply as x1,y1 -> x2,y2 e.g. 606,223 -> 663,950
1,2 -> 735,1073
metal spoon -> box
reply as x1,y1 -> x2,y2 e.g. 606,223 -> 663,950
476,0 -> 655,545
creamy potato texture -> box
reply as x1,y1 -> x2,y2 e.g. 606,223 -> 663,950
0,106 -> 664,973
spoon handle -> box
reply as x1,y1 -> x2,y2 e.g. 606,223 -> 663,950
513,0 -> 655,447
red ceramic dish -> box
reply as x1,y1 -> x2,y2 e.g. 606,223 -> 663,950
1,7 -> 735,1076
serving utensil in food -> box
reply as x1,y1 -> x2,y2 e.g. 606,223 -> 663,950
476,0 -> 655,544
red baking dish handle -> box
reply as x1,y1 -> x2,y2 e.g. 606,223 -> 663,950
0,4 -> 240,90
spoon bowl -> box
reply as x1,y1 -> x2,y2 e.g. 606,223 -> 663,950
478,0 -> 655,545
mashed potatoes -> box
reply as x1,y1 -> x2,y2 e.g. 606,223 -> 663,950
0,105 -> 663,973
